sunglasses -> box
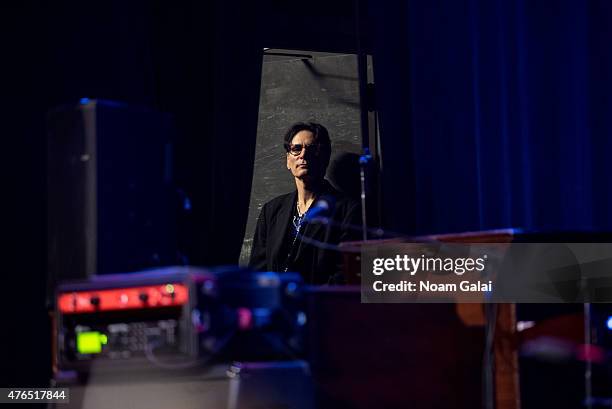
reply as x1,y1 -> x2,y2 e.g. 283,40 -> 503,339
284,143 -> 325,156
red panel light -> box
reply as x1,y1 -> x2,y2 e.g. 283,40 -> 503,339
58,283 -> 189,314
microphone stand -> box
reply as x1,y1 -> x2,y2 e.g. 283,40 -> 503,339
355,0 -> 375,242
359,149 -> 372,241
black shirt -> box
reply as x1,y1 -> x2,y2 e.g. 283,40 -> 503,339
248,180 -> 361,284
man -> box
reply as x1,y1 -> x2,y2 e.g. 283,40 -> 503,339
249,122 -> 360,284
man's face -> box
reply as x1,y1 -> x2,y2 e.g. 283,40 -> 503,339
286,130 -> 327,182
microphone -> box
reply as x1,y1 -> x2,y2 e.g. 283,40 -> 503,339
304,196 -> 336,223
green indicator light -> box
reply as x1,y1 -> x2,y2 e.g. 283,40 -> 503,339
165,284 -> 175,293
76,331 -> 105,354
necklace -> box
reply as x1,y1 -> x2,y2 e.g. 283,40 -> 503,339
294,197 -> 315,231
296,201 -> 304,217
285,196 -> 315,273
296,197 -> 316,216
293,202 -> 304,232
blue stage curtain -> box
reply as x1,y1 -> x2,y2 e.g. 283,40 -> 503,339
371,0 -> 612,235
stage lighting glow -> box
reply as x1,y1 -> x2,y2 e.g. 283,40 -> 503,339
606,316 -> 612,330
286,282 -> 297,294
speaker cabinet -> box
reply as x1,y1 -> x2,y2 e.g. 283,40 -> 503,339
47,99 -> 177,287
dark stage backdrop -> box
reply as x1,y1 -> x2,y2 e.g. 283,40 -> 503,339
35,0 -> 261,269
371,0 -> 612,236
1,0 -> 262,386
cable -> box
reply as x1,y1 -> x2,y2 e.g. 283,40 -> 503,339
144,329 -> 237,370
584,302 -> 593,409
482,302 -> 498,409
292,218 -> 438,254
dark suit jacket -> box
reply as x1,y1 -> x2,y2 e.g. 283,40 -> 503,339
248,181 -> 361,284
